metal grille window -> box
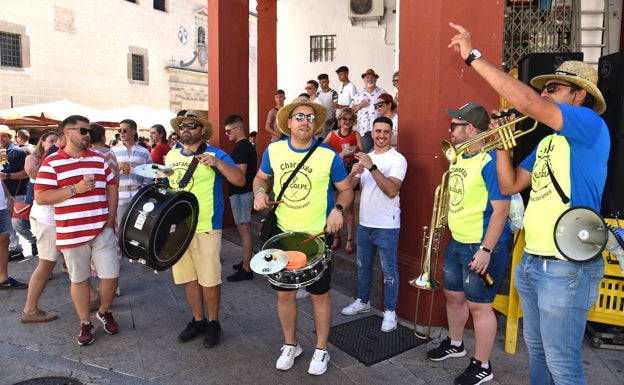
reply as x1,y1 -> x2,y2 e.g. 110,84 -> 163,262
131,54 -> 145,81
503,1 -> 575,71
310,35 -> 336,62
0,32 -> 21,68
198,27 -> 206,44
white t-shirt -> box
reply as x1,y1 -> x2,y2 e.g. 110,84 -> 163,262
357,148 -> 407,229
336,82 -> 357,117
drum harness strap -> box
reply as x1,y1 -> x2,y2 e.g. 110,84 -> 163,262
177,142 -> 207,189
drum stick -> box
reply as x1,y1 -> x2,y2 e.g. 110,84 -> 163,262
266,200 -> 282,205
297,217 -> 353,245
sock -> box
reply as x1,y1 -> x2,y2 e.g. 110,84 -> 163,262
481,361 -> 490,369
450,339 -> 462,347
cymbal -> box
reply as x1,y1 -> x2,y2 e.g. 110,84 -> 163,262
250,249 -> 288,275
133,164 -> 174,179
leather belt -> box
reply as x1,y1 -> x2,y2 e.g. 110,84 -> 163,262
529,254 -> 558,261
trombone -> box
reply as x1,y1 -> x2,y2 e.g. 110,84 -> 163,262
441,114 -> 539,164
409,170 -> 449,339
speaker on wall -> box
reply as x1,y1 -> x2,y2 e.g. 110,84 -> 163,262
598,51 -> 624,217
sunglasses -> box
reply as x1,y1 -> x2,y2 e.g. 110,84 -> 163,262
225,127 -> 239,135
68,127 -> 90,135
450,122 -> 470,132
178,122 -> 202,130
542,82 -> 578,94
374,101 -> 388,108
291,112 -> 316,123
118,129 -> 132,134
341,117 -> 354,121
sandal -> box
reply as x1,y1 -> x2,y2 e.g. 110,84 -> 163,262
332,234 -> 342,251
344,238 -> 354,255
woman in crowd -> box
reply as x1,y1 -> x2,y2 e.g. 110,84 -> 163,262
21,130 -> 61,322
375,93 -> 398,146
324,108 -> 362,254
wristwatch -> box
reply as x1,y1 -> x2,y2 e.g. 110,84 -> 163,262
368,164 -> 378,172
334,204 -> 344,213
465,49 -> 482,66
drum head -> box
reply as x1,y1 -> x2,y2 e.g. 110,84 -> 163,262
262,231 -> 325,266
119,184 -> 199,271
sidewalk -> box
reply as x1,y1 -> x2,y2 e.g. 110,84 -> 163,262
0,235 -> 620,385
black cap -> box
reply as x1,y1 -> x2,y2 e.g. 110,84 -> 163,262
335,65 -> 349,73
446,102 -> 489,131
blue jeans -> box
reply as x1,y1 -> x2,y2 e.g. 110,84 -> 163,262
515,253 -> 603,385
361,131 -> 373,153
355,225 -> 400,311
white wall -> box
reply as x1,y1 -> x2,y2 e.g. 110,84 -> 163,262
276,0 -> 398,104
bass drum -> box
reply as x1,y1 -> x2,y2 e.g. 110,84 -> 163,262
262,231 -> 329,289
119,183 -> 199,271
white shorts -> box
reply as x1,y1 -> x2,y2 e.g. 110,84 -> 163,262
31,218 -> 62,262
63,227 -> 120,282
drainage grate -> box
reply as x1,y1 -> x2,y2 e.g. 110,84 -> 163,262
13,377 -> 83,385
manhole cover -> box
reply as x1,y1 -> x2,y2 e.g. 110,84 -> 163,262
13,377 -> 83,385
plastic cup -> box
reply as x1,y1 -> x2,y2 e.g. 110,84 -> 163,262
0,149 -> 6,165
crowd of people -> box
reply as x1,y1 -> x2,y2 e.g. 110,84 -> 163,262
1,26 -> 612,383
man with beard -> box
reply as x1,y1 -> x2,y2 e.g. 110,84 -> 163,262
165,111 -> 244,348
350,69 -> 386,152
35,115 -> 119,346
253,97 -> 353,376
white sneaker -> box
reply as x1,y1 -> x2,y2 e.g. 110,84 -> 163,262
296,288 -> 310,299
276,343 -> 303,370
308,348 -> 330,375
341,298 -> 371,316
381,310 -> 397,332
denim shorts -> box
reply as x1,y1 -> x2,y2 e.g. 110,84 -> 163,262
0,209 -> 11,234
443,237 -> 512,303
229,191 -> 254,225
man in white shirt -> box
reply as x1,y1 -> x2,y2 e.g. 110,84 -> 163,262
334,66 -> 357,122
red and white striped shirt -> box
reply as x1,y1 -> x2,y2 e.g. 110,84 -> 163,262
35,148 -> 115,249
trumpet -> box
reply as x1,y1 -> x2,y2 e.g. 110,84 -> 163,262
409,170 -> 449,339
441,113 -> 539,164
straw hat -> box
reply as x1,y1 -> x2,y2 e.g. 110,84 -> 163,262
530,61 -> 606,114
276,96 -> 327,136
170,110 -> 213,142
0,125 -> 15,137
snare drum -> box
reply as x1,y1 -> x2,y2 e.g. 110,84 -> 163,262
262,231 -> 330,289
119,183 -> 199,271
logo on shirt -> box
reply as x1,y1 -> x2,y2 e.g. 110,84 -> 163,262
279,170 -> 311,203
448,172 -> 464,208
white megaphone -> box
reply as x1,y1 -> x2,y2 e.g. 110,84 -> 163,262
554,206 -> 624,274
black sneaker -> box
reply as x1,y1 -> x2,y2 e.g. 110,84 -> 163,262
8,251 -> 25,262
427,336 -> 466,361
454,357 -> 493,385
0,277 -> 28,290
203,320 -> 221,348
226,269 -> 253,282
232,261 -> 243,270
177,318 -> 207,343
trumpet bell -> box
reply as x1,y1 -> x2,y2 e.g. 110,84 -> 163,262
441,140 -> 457,165
409,273 -> 441,290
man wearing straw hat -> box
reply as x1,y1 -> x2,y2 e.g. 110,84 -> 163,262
253,96 -> 353,376
166,111 -> 244,348
449,23 -> 609,385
